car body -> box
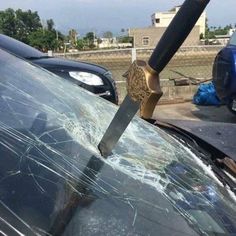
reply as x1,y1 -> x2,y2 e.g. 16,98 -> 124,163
0,34 -> 118,104
213,31 -> 236,113
0,48 -> 235,235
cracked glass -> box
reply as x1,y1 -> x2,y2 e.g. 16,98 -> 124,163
0,49 -> 235,235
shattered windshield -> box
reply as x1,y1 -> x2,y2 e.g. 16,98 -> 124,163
0,49 -> 235,235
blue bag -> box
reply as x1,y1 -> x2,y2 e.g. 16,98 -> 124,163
193,82 -> 220,106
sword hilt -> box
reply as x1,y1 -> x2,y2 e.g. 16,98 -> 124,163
123,60 -> 163,119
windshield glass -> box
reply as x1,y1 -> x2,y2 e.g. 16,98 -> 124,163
0,34 -> 45,59
229,31 -> 236,46
0,49 -> 235,235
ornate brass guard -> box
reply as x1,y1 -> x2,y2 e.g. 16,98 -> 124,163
123,60 -> 163,119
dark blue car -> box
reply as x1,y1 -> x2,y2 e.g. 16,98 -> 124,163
213,31 -> 236,113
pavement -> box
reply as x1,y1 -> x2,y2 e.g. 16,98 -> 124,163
153,102 -> 236,123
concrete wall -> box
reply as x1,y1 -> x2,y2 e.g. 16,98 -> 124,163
129,26 -> 200,48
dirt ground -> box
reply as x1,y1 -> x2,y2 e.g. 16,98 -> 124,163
153,102 -> 236,123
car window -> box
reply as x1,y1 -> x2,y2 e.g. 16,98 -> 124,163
0,34 -> 45,59
0,48 -> 235,235
229,31 -> 236,46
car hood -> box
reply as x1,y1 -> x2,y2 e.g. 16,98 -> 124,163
0,49 -> 235,235
33,56 -> 108,73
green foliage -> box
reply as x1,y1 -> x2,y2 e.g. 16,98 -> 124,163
83,32 -> 96,49
0,8 -> 17,37
205,30 -> 216,40
118,36 -> 133,44
27,18 -> 64,51
0,8 -> 42,43
205,18 -> 234,41
200,33 -> 204,40
46,19 -> 54,31
0,8 -> 64,51
15,9 -> 42,43
84,32 -> 95,41
103,31 -> 113,38
97,38 -> 102,44
76,39 -> 85,50
68,29 -> 78,47
28,29 -> 59,51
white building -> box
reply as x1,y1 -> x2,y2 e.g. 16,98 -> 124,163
95,37 -> 132,49
229,28 -> 236,36
151,5 -> 206,36
96,37 -> 117,48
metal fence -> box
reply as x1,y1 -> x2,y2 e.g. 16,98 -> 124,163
55,45 -> 223,103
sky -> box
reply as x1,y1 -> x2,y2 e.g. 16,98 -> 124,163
0,0 -> 235,36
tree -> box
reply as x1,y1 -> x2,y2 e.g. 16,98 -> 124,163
118,36 -> 133,44
204,18 -> 216,40
0,8 -> 42,43
28,18 -> 64,52
0,8 -> 17,37
120,28 -> 127,36
103,31 -> 113,39
121,28 -> 125,33
15,9 -> 42,43
214,26 -> 227,36
28,29 -> 60,51
46,19 -> 54,31
76,39 -> 85,50
0,8 -> 65,51
97,38 -> 102,44
68,29 -> 78,47
83,32 -> 96,49
84,32 -> 95,41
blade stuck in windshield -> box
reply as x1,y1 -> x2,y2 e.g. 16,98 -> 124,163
98,0 -> 211,158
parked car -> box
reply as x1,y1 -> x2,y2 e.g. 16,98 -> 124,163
0,48 -> 235,235
0,34 -> 118,104
213,31 -> 236,113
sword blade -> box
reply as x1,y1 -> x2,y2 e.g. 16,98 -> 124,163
98,0 -> 210,158
98,95 -> 139,157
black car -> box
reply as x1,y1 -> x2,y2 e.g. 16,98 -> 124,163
0,34 -> 118,104
0,48 -> 235,235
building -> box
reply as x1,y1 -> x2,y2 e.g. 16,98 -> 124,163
96,37 -> 117,49
229,28 -> 236,36
213,35 -> 230,45
95,37 -> 132,49
129,26 -> 200,48
129,5 -> 205,48
151,5 -> 206,36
